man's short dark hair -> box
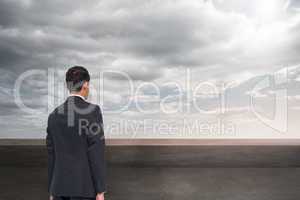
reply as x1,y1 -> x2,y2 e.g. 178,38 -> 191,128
66,66 -> 90,92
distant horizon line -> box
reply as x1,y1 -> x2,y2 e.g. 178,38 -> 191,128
0,138 -> 300,146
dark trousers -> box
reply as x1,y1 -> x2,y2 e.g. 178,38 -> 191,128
53,196 -> 95,200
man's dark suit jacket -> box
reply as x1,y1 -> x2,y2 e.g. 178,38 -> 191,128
46,96 -> 106,198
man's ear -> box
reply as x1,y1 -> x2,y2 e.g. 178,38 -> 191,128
82,81 -> 89,89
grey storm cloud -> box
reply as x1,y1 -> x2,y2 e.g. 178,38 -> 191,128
1,0 -> 300,71
0,0 -> 246,70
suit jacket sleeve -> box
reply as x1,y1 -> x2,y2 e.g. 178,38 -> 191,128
46,118 -> 55,193
87,105 -> 107,194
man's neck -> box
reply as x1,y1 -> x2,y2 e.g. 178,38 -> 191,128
69,93 -> 86,100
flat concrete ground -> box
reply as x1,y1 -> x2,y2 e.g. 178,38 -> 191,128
1,145 -> 300,200
1,166 -> 300,200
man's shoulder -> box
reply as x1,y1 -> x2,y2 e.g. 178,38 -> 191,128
85,102 -> 101,114
49,102 -> 65,115
77,99 -> 99,110
48,99 -> 100,119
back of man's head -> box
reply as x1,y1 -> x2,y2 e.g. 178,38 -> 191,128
66,66 -> 90,92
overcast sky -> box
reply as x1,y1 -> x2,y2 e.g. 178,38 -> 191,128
0,0 -> 300,138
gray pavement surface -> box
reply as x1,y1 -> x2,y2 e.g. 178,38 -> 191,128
0,145 -> 300,200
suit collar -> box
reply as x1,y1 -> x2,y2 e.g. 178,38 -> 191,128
69,94 -> 87,101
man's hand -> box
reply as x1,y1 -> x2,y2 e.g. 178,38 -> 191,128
49,195 -> 54,200
96,192 -> 105,200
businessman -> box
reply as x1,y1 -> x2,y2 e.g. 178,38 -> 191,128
46,66 -> 106,200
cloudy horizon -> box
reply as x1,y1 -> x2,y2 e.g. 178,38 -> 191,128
0,0 -> 300,139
